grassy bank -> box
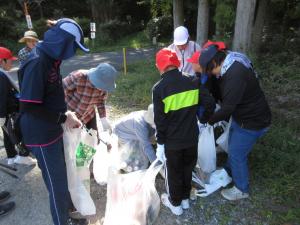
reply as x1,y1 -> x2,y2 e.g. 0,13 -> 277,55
108,59 -> 300,224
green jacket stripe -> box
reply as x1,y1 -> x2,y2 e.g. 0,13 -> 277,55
163,89 -> 199,113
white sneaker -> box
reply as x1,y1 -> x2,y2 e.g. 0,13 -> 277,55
181,199 -> 189,209
14,156 -> 37,165
161,193 -> 183,216
221,186 -> 249,201
7,157 -> 16,165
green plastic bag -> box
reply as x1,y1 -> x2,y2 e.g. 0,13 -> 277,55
76,142 -> 96,167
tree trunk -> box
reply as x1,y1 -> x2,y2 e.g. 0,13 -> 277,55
90,0 -> 99,22
232,0 -> 257,53
173,0 -> 184,29
196,0 -> 209,46
251,0 -> 269,52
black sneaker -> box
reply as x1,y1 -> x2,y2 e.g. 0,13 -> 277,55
0,202 -> 15,218
67,218 -> 90,225
0,191 -> 10,203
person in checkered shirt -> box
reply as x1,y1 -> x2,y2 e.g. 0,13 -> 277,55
18,30 -> 39,65
63,63 -> 118,133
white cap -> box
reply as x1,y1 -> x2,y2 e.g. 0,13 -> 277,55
173,26 -> 189,45
59,22 -> 89,52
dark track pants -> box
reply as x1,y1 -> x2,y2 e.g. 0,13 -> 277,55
28,139 -> 71,225
165,145 -> 198,206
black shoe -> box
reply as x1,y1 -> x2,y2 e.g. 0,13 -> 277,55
67,218 -> 89,225
0,191 -> 10,203
0,202 -> 15,218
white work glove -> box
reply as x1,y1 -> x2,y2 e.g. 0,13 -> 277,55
101,117 -> 112,134
64,111 -> 82,130
156,144 -> 166,162
0,118 -> 5,127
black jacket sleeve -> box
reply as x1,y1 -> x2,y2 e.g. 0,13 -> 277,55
208,66 -> 247,125
0,76 -> 9,118
20,102 -> 67,124
152,87 -> 167,145
199,86 -> 216,124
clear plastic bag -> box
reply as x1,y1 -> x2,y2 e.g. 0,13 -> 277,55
216,118 -> 232,153
103,160 -> 163,225
118,140 -> 149,173
63,127 -> 97,216
197,125 -> 216,174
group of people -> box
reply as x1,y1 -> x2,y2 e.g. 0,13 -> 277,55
0,18 -> 271,224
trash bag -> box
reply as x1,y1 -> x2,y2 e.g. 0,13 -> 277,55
103,160 -> 163,225
118,140 -> 149,173
63,127 -> 97,216
216,118 -> 232,153
93,132 -> 118,185
195,169 -> 232,197
197,125 -> 216,174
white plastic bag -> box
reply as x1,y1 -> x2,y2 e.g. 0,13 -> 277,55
195,169 -> 232,197
104,160 -> 163,225
93,132 -> 118,185
63,127 -> 97,216
216,118 -> 232,153
197,125 -> 216,174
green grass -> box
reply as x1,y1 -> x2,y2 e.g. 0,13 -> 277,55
108,59 -> 300,224
108,59 -> 159,112
84,31 -> 154,53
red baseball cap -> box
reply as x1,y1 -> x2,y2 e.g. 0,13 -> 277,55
187,51 -> 201,64
203,40 -> 226,50
0,47 -> 17,60
156,48 -> 180,71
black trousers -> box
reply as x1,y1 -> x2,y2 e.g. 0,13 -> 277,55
2,117 -> 29,158
2,127 -> 17,158
165,145 -> 198,206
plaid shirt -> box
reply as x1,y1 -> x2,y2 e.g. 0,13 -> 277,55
18,47 -> 32,64
63,70 -> 107,124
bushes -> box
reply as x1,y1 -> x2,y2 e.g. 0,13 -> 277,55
145,15 -> 173,41
97,20 -> 144,44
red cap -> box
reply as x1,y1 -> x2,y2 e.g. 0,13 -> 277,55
203,40 -> 226,50
156,48 -> 180,71
187,51 -> 201,64
0,47 -> 17,60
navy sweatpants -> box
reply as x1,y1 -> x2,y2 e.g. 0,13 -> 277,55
28,138 -> 71,225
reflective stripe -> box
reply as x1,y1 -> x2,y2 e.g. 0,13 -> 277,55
162,89 -> 199,113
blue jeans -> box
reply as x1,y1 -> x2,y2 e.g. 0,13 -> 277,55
29,139 -> 71,225
225,120 -> 269,193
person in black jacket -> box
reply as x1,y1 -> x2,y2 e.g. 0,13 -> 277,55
0,47 -> 36,166
153,48 -> 200,216
199,45 -> 271,201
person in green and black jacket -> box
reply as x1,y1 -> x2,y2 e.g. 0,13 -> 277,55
153,48 -> 214,216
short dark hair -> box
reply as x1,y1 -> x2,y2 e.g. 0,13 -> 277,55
205,51 -> 226,74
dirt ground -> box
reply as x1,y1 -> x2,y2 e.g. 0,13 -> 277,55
0,105 -> 272,225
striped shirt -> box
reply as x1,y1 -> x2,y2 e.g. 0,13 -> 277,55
63,70 -> 107,124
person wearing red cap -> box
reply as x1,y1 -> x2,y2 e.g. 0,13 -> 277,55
0,47 -> 36,166
153,48 -> 199,216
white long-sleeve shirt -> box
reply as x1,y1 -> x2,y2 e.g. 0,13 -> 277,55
168,40 -> 201,76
